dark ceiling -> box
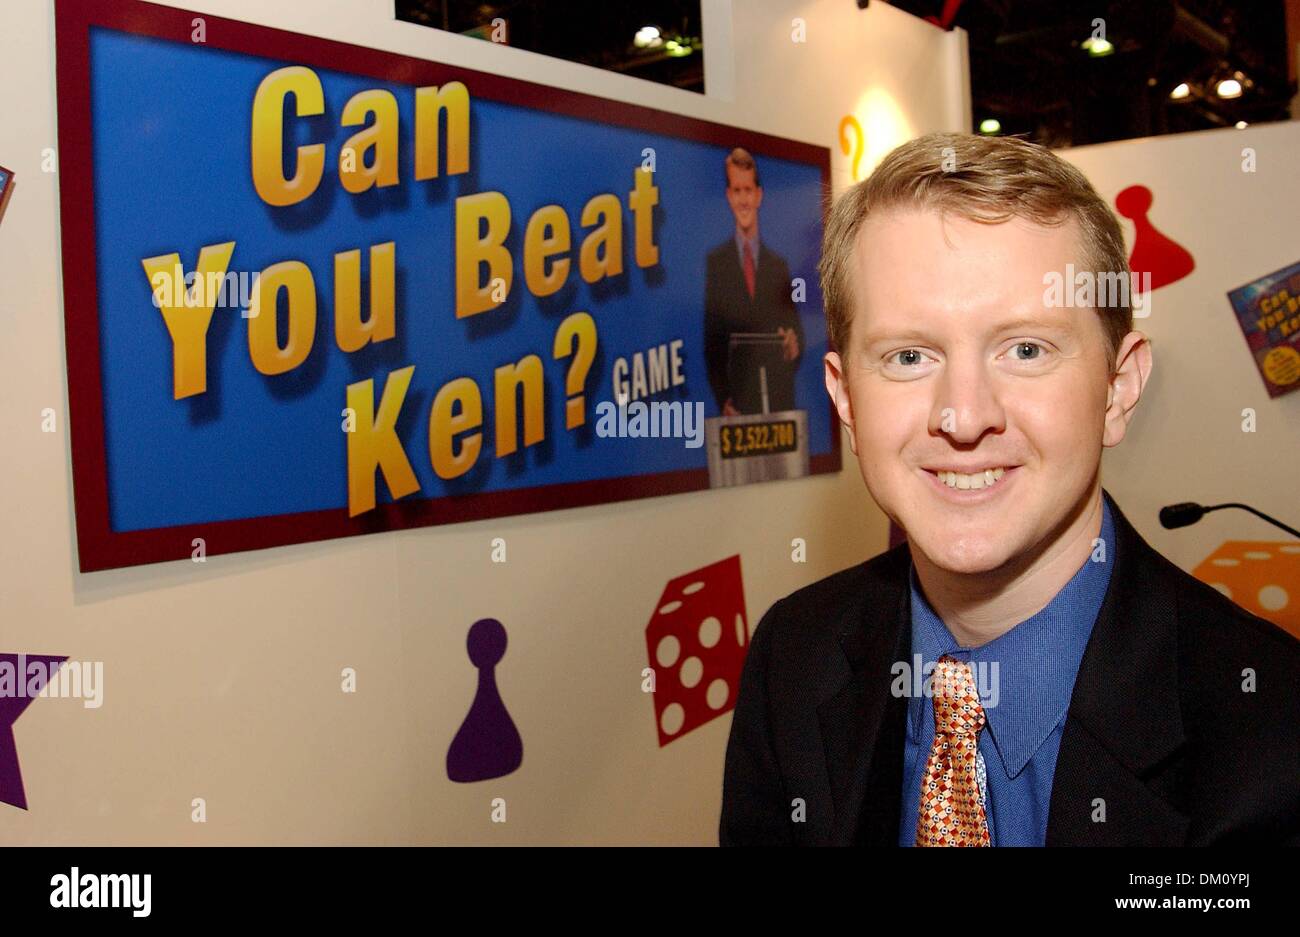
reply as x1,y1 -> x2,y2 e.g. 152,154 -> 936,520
885,0 -> 1296,146
394,1 -> 1295,148
396,1 -> 705,92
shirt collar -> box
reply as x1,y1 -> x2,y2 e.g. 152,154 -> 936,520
906,494 -> 1116,777
734,227 -> 760,259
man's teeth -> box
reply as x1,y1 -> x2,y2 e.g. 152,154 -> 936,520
934,467 -> 1007,490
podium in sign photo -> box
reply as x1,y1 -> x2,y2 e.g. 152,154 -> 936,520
724,331 -> 798,414
706,332 -> 810,487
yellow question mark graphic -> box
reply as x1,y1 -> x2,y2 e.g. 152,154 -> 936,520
552,311 -> 597,429
839,115 -> 864,181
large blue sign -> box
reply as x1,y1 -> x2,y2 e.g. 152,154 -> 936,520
56,0 -> 836,570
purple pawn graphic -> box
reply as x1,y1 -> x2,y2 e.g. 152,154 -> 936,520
446,618 -> 522,783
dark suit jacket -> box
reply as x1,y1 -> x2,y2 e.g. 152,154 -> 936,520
703,239 -> 805,414
720,489 -> 1300,845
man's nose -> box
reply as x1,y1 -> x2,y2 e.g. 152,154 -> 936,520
929,353 -> 1007,444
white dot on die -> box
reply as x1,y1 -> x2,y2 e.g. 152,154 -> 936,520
1259,584 -> 1289,611
658,600 -> 682,615
699,616 -> 721,648
656,635 -> 681,668
706,678 -> 730,710
1211,558 -> 1240,567
735,613 -> 746,645
1280,545 -> 1300,554
1244,551 -> 1272,561
680,656 -> 703,688
682,580 -> 705,595
1210,582 -> 1232,599
660,703 -> 685,736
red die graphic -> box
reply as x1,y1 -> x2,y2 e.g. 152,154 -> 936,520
646,555 -> 750,747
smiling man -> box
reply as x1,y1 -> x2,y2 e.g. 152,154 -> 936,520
719,132 -> 1300,846
703,147 -> 804,417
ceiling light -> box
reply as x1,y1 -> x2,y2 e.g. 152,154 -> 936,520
1216,77 -> 1242,98
1170,82 -> 1190,100
1082,37 -> 1114,57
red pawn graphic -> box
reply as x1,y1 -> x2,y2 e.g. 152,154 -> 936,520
1115,185 -> 1195,292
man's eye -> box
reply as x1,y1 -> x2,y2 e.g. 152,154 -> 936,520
891,349 -> 927,367
1009,342 -> 1047,361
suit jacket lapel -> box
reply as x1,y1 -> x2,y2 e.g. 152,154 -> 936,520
1046,490 -> 1190,845
755,243 -> 775,299
817,546 -> 911,845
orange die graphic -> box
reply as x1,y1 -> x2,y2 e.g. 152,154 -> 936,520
1192,541 -> 1299,640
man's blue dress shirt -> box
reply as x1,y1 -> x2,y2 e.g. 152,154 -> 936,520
898,496 -> 1115,846
734,228 -> 759,275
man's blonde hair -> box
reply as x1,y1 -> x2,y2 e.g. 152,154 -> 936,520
819,132 -> 1131,368
725,147 -> 761,187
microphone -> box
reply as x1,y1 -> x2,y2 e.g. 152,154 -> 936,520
1159,502 -> 1205,529
1160,501 -> 1300,540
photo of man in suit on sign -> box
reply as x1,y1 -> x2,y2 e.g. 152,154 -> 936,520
720,132 -> 1300,846
703,147 -> 804,416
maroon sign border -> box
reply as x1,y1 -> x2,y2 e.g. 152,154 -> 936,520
54,0 -> 839,573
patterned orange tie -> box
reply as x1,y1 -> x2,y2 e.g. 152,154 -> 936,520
916,655 -> 991,846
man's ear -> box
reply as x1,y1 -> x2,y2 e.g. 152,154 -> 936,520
1102,330 -> 1153,448
824,351 -> 858,455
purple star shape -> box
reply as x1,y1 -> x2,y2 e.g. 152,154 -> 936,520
1,654 -> 68,810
